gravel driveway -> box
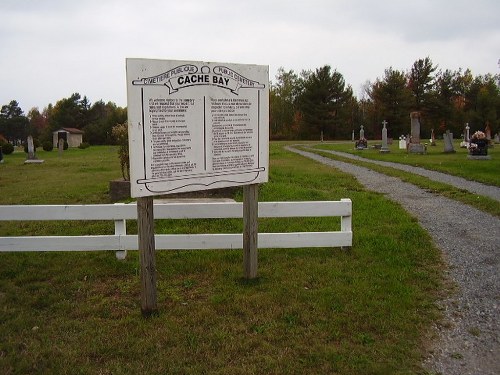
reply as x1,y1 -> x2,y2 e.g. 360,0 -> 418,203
287,146 -> 500,375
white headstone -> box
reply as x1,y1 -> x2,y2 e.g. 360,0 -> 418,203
399,136 -> 406,149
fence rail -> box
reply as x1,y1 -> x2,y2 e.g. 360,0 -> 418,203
0,199 -> 352,258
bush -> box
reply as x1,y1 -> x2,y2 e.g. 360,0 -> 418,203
78,142 -> 90,149
2,143 -> 14,155
43,141 -> 54,151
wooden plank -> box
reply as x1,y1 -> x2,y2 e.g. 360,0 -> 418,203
258,201 -> 352,218
0,200 -> 351,221
258,231 -> 352,248
153,202 -> 242,219
340,198 -> 352,233
137,197 -> 157,316
243,184 -> 259,279
0,204 -> 136,221
0,231 -> 352,252
0,235 -> 122,251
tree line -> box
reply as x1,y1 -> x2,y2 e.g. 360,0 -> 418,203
0,93 -> 126,147
1,56 -> 499,146
270,57 -> 500,140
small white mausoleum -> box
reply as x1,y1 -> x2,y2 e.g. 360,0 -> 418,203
52,128 -> 84,148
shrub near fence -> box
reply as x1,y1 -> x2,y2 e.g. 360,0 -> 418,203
0,200 -> 352,260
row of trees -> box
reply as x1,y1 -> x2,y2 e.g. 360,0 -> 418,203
2,57 -> 499,145
0,93 -> 127,146
270,57 -> 500,140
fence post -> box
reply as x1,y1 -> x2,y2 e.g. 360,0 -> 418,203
114,203 -> 127,260
137,197 -> 158,316
340,198 -> 352,250
243,184 -> 259,279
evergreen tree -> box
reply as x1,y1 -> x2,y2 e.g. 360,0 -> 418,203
408,57 -> 437,113
368,68 -> 413,137
298,65 -> 353,140
0,100 -> 29,143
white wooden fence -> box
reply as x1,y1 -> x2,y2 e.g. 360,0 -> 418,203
0,199 -> 352,259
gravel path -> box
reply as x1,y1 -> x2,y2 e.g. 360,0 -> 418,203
306,147 -> 500,201
286,146 -> 500,375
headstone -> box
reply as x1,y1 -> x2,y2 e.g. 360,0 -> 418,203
410,112 -> 421,143
407,112 -> 425,154
443,130 -> 456,153
24,135 -> 44,164
398,136 -> 406,149
460,123 -> 470,148
352,130 -> 355,142
58,138 -> 64,157
494,133 -> 500,144
380,120 -> 390,153
485,123 -> 492,140
467,130 -> 490,159
430,128 -> 436,146
355,125 -> 367,150
27,136 -> 35,160
320,131 -> 324,142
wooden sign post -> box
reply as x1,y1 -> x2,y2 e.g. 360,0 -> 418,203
243,184 -> 259,278
126,59 -> 269,312
137,196 -> 157,316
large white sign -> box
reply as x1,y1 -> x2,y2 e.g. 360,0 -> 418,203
126,59 -> 269,198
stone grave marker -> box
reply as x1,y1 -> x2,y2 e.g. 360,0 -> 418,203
380,120 -> 390,153
485,123 -> 492,140
443,130 -> 456,153
407,112 -> 425,154
398,136 -> 406,149
430,128 -> 436,146
355,125 -> 367,150
460,123 -> 470,148
467,130 -> 491,160
58,138 -> 64,157
24,135 -> 44,164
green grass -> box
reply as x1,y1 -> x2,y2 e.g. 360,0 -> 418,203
307,148 -> 500,218
0,146 -> 121,204
0,144 -> 444,374
311,140 -> 500,187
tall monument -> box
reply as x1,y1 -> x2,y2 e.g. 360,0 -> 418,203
407,112 -> 425,154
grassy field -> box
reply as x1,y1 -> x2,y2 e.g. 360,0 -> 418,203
311,140 -> 500,187
1,145 -> 444,374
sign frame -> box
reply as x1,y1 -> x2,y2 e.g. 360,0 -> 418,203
126,58 -> 269,198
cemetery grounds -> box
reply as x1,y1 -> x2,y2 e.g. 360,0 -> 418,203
0,142 -> 496,374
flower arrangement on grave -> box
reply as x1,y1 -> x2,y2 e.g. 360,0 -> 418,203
468,131 -> 488,156
355,137 -> 367,149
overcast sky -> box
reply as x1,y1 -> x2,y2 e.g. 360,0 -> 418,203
1,0 -> 499,113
